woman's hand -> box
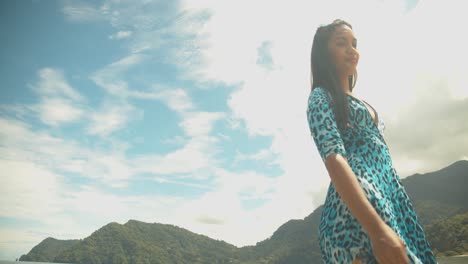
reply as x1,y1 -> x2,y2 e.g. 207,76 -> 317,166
321,154 -> 410,263
370,224 -> 410,264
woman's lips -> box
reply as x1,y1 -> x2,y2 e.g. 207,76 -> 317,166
347,59 -> 358,64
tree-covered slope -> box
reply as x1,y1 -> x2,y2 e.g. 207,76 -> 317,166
401,160 -> 468,225
19,160 -> 468,263
19,237 -> 79,262
425,212 -> 468,256
53,220 -> 239,264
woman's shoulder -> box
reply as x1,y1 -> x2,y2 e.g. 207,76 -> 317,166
309,86 -> 332,104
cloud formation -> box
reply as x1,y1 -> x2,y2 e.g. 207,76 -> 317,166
1,0 -> 467,260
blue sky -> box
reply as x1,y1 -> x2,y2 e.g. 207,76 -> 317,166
1,0 -> 468,260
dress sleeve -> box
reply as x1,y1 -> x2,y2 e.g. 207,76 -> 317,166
307,89 -> 347,162
378,116 -> 386,137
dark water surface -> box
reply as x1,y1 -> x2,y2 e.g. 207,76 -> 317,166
1,256 -> 467,263
0,260 -> 70,264
437,256 -> 468,264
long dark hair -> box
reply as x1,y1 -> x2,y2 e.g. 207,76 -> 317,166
310,19 -> 357,132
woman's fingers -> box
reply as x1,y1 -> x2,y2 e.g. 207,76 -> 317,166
370,224 -> 412,264
395,246 -> 410,264
378,255 -> 409,264
374,244 -> 410,264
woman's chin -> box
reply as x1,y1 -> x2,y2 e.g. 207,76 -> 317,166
345,66 -> 357,75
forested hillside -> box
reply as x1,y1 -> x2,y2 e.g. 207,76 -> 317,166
20,160 -> 468,263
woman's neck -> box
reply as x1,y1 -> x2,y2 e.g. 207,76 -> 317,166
340,75 -> 352,95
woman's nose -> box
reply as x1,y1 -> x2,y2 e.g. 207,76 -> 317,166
347,47 -> 358,56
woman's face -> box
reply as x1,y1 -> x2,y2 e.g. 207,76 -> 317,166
327,24 -> 359,77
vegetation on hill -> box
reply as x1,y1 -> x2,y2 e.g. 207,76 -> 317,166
52,220 -> 239,264
18,237 -> 79,262
19,160 -> 468,263
402,160 -> 468,225
425,212 -> 468,257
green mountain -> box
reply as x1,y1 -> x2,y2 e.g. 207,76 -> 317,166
19,160 -> 468,263
18,237 -> 79,262
238,205 -> 323,264
402,160 -> 468,225
425,212 -> 468,256
53,220 -> 238,264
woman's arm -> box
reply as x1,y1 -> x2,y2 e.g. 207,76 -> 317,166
325,153 -> 409,264
307,88 -> 409,263
324,153 -> 386,236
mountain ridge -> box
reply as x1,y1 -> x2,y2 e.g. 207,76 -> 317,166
19,159 -> 468,263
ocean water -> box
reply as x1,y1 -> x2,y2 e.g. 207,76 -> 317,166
1,256 -> 467,263
0,262 -> 71,264
437,256 -> 468,264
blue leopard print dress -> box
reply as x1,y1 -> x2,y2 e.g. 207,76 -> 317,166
306,87 -> 438,264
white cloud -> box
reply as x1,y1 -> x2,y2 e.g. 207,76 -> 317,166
24,68 -> 86,126
352,0 -> 468,176
168,166 -> 318,247
0,117 -> 84,169
37,97 -> 84,126
180,111 -> 225,137
383,81 -> 468,176
0,228 -> 45,260
151,87 -> 225,139
132,136 -> 218,176
171,185 -> 263,245
3,2 -> 465,261
13,67 -> 146,136
31,68 -> 84,101
109,30 -> 133,40
234,148 -> 276,164
0,151 -> 185,227
0,117 -> 202,257
0,98 -> 220,191
160,135 -> 187,146
61,1 -> 105,23
90,155 -> 133,188
152,88 -> 195,112
87,101 -> 143,137
0,162 -> 186,258
181,0 -> 468,208
0,160 -> 63,219
62,0 -> 207,65
139,87 -> 226,177
0,117 -> 132,187
91,54 -> 147,96
213,168 -> 276,201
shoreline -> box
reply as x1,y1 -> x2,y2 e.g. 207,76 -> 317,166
437,254 -> 468,258
452,254 -> 468,257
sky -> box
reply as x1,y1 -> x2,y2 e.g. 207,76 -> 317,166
1,0 -> 467,260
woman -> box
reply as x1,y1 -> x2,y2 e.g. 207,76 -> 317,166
306,19 -> 438,264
